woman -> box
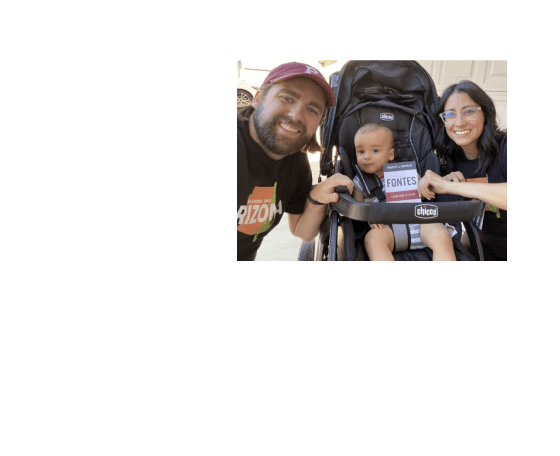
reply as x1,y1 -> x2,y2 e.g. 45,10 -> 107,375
418,80 -> 507,260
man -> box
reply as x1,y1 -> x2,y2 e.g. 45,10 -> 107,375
237,62 -> 353,261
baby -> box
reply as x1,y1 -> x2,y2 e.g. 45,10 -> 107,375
352,123 -> 456,261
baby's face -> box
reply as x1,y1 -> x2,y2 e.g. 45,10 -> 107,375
355,129 -> 395,176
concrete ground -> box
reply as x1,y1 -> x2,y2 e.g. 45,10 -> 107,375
256,153 -> 321,261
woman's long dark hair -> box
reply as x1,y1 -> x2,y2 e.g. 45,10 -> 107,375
435,80 -> 506,176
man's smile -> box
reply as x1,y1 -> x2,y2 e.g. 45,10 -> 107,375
279,121 -> 301,134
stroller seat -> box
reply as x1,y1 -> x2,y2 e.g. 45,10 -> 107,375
298,60 -> 485,261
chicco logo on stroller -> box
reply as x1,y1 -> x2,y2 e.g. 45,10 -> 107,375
415,204 -> 438,219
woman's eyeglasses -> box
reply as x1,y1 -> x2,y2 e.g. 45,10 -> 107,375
439,107 -> 482,124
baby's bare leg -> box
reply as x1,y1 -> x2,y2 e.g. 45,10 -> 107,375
420,223 -> 456,261
365,225 -> 395,261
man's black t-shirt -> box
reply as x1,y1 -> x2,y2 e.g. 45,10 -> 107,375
438,136 -> 507,260
237,117 -> 312,261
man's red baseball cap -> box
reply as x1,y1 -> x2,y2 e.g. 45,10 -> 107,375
263,62 -> 336,108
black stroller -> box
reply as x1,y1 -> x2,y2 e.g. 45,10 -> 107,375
297,60 -> 485,261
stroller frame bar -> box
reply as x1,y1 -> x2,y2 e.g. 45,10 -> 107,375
332,187 -> 485,225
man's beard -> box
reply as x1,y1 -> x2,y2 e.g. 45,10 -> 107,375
252,107 -> 313,157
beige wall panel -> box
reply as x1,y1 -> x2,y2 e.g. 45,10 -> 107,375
480,60 -> 507,91
417,60 -> 436,75
439,60 -> 478,86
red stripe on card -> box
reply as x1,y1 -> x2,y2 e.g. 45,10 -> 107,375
386,190 -> 420,202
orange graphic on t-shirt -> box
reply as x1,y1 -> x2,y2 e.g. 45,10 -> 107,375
237,186 -> 277,236
466,177 -> 487,184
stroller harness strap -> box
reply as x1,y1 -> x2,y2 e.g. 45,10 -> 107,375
353,163 -> 385,202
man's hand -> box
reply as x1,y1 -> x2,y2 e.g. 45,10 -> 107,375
309,173 -> 354,204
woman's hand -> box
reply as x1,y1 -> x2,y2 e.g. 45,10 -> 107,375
418,170 -> 507,210
418,170 -> 452,200
443,171 -> 466,183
